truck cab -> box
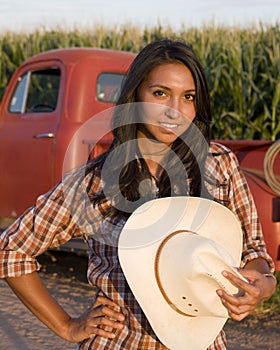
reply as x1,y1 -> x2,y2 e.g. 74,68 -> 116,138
0,48 -> 135,224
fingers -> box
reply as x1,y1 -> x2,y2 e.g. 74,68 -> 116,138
86,296 -> 125,339
94,296 -> 121,309
222,270 -> 251,291
217,289 -> 252,321
66,296 -> 126,342
91,296 -> 125,321
87,314 -> 124,340
216,270 -> 260,321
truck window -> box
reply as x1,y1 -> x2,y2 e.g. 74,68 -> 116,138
9,68 -> 61,113
97,73 -> 125,103
9,74 -> 29,113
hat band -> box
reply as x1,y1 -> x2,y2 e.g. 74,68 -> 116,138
154,230 -> 197,317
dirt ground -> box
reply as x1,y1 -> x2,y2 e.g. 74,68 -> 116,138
1,250 -> 279,350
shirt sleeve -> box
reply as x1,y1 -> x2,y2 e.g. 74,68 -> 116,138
0,170 -> 92,278
206,143 -> 275,272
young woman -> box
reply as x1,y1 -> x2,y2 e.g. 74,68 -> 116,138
0,39 -> 276,349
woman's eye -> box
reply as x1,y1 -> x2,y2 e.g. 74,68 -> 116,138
153,90 -> 165,97
185,94 -> 195,101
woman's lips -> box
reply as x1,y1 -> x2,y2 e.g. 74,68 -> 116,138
159,122 -> 179,131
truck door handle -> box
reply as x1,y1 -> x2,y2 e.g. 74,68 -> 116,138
33,133 -> 55,139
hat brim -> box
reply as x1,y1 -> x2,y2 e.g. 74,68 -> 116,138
118,196 -> 243,350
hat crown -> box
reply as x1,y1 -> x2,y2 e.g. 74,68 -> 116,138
155,231 -> 239,317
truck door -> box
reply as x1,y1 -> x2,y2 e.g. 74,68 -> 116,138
0,63 -> 62,219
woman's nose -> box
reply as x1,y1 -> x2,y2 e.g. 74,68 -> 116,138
164,105 -> 181,119
164,97 -> 182,118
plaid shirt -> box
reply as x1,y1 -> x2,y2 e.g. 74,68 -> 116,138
0,142 -> 274,350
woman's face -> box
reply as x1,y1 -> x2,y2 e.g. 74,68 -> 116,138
137,62 -> 196,145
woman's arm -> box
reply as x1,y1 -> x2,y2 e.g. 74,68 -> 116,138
5,272 -> 125,342
208,144 -> 276,320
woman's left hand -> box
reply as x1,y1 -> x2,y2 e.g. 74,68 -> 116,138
216,268 -> 277,321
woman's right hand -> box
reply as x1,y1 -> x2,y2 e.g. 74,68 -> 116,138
65,296 -> 125,342
6,273 -> 125,343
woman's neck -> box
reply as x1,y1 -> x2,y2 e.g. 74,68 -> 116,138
137,130 -> 171,178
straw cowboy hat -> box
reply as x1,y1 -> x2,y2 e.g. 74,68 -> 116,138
118,196 -> 246,350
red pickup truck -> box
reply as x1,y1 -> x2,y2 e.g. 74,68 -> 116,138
0,48 -> 279,269
0,47 -> 135,221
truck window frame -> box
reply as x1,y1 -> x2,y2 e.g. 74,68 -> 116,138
8,67 -> 61,114
96,72 -> 125,103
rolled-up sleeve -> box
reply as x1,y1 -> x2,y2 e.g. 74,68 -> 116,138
226,151 -> 275,270
206,143 -> 275,272
0,178 -> 84,278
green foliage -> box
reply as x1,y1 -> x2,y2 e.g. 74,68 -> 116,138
0,22 -> 280,140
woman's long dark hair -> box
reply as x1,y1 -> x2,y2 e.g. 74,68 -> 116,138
86,38 -> 213,218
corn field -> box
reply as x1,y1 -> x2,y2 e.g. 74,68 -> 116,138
0,22 -> 280,140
